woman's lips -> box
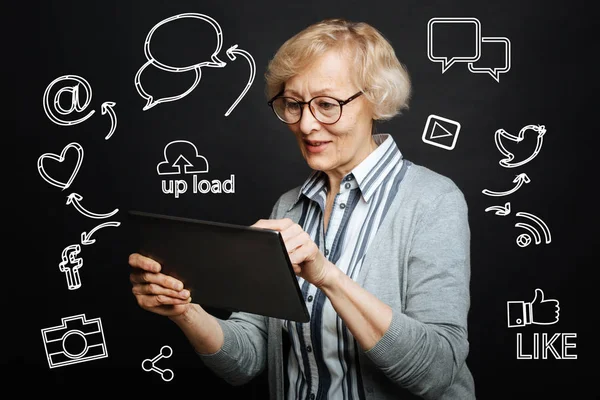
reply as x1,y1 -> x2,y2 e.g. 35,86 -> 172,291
305,140 -> 330,154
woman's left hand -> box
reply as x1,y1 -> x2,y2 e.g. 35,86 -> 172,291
251,218 -> 334,288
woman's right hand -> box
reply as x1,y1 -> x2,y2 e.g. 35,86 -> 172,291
128,253 -> 192,317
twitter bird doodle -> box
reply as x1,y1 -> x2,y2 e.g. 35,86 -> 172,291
494,124 -> 546,168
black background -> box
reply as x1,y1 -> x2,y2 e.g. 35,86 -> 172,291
10,0 -> 590,397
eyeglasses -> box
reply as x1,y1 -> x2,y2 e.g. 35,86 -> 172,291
267,91 -> 363,125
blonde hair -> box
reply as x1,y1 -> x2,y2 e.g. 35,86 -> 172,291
264,18 -> 411,121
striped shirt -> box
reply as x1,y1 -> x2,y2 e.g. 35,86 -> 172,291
283,133 -> 411,400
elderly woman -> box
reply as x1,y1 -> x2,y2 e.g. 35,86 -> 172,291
129,18 -> 475,399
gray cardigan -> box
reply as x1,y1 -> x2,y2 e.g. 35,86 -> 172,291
199,163 -> 476,399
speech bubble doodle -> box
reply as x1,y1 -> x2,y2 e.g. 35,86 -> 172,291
134,13 -> 227,110
43,75 -> 95,126
468,37 -> 511,82
37,142 -> 84,190
427,17 -> 481,73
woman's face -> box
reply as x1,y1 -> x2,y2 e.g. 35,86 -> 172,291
283,50 -> 375,179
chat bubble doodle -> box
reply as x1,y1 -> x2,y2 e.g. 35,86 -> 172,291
422,114 -> 461,150
37,142 -> 84,191
427,17 -> 481,74
41,314 -> 108,368
495,124 -> 546,168
43,75 -> 95,126
134,13 -> 227,111
467,37 -> 511,82
134,13 -> 255,116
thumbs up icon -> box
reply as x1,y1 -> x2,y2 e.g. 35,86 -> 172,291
507,288 -> 560,327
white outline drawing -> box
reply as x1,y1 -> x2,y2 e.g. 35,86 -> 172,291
507,288 -> 560,327
41,314 -> 108,368
495,124 -> 546,168
43,75 -> 95,126
422,114 -> 461,150
157,140 -> 209,175
485,201 -> 511,216
101,101 -> 117,140
467,37 -> 511,82
224,44 -> 256,116
59,244 -> 83,290
142,345 -> 174,382
515,211 -> 551,247
81,221 -> 121,245
65,193 -> 119,219
37,142 -> 84,191
482,173 -> 530,197
134,13 -> 227,111
427,17 -> 481,73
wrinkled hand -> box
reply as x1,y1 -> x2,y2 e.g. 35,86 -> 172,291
252,218 -> 334,288
128,253 -> 192,317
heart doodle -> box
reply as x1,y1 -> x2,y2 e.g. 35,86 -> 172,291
37,142 -> 84,190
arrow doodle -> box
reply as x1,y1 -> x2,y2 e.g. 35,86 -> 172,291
485,202 -> 511,216
482,173 -> 530,197
81,221 -> 121,245
101,101 -> 117,140
66,193 -> 119,219
224,44 -> 256,116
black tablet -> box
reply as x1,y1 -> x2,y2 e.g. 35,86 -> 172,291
126,210 -> 310,323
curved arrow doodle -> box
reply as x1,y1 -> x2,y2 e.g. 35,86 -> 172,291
495,124 -> 546,168
482,173 -> 530,197
484,202 -> 511,216
101,101 -> 118,140
81,221 -> 121,245
66,193 -> 119,219
224,44 -> 256,116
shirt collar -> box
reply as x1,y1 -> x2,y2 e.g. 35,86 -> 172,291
288,134 -> 403,211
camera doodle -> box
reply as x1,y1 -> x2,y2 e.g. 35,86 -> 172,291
41,314 -> 108,368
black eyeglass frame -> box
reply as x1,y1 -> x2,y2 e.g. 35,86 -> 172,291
267,91 -> 364,125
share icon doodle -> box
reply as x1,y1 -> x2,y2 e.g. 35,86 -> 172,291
142,345 -> 174,382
